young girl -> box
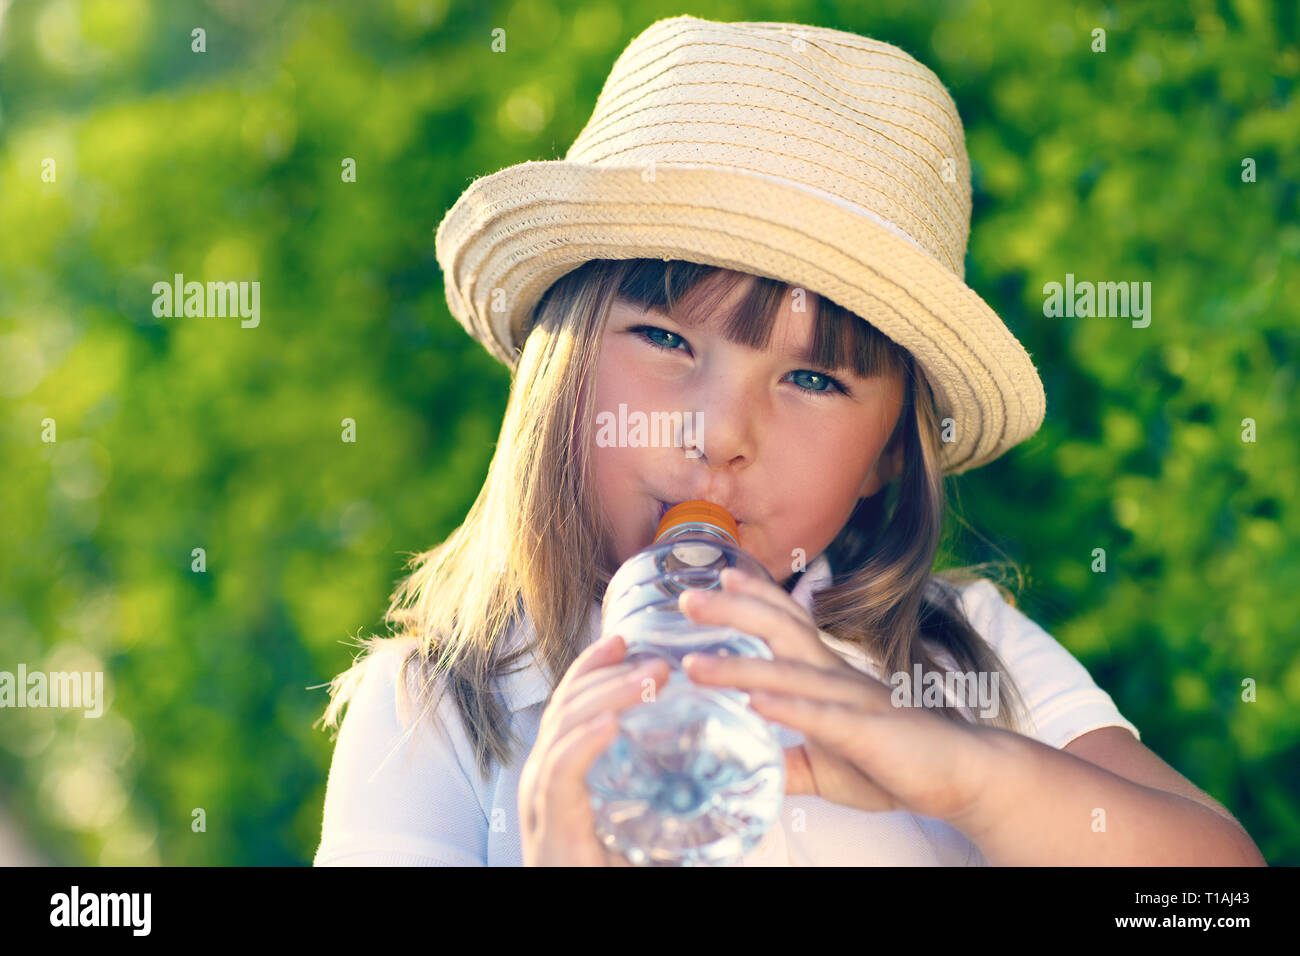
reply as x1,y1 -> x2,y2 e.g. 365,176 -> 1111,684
313,15 -> 1263,866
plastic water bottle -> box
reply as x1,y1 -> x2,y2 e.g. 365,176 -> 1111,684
585,500 -> 791,866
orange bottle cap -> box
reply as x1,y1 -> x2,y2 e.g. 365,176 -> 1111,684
654,500 -> 740,544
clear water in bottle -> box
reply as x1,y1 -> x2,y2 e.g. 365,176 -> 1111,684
586,500 -> 793,866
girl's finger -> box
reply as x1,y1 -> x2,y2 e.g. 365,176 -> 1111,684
683,654 -> 891,710
744,689 -> 901,763
780,741 -> 895,812
539,709 -> 622,821
679,588 -> 825,666
781,742 -> 818,798
721,571 -> 853,671
721,567 -> 817,625
546,658 -> 671,740
563,657 -> 655,701
554,633 -> 626,696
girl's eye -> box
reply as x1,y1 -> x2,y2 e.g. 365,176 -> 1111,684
631,323 -> 852,395
631,325 -> 687,354
785,369 -> 847,395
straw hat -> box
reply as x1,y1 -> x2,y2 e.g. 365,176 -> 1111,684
435,14 -> 1046,475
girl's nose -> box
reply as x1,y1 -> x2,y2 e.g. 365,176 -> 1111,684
685,381 -> 758,470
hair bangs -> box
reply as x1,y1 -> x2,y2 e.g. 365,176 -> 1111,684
612,259 -> 909,382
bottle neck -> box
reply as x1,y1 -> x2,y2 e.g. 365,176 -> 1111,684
655,520 -> 738,547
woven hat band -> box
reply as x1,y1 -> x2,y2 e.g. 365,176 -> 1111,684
564,17 -> 973,276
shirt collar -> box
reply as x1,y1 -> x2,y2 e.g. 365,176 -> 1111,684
496,552 -> 835,713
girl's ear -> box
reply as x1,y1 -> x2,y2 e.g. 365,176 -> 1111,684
880,437 -> 904,485
857,425 -> 905,499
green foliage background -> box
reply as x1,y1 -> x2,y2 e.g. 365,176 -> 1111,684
0,0 -> 1296,865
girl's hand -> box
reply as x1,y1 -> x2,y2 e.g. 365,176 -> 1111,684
678,567 -> 998,827
518,632 -> 671,866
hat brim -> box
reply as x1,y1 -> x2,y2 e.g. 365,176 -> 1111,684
435,160 -> 1045,475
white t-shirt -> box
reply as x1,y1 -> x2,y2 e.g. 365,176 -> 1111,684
313,553 -> 1139,866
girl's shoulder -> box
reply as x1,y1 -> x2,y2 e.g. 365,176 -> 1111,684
933,577 -> 1143,747
330,636 -> 427,729
918,574 -> 1036,647
950,577 -> 1021,641
315,634 -> 490,866
924,575 -> 1067,663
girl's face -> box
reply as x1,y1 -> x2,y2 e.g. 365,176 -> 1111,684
591,272 -> 905,586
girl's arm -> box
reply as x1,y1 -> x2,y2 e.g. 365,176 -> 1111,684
315,641 -> 488,866
677,567 -> 1266,865
950,726 -> 1267,865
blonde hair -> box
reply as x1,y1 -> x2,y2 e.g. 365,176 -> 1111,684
317,258 -> 1031,781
